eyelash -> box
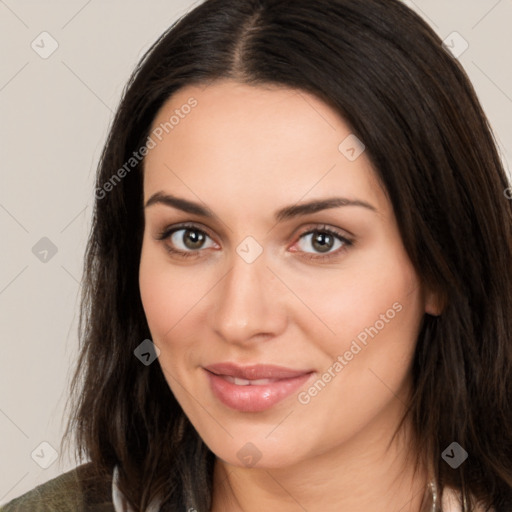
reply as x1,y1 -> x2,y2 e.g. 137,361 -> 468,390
155,222 -> 354,262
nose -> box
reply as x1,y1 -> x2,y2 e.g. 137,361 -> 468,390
209,248 -> 287,345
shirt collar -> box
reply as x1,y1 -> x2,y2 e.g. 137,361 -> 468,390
112,465 -> 162,512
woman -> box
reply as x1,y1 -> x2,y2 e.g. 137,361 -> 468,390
2,0 -> 511,510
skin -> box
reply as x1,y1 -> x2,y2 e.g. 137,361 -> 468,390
139,79 -> 441,511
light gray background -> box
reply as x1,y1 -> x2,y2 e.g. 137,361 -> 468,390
1,0 -> 511,503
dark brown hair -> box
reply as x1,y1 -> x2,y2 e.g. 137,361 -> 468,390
61,0 -> 512,510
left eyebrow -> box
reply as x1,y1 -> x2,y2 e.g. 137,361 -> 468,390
144,192 -> 377,221
274,197 -> 377,222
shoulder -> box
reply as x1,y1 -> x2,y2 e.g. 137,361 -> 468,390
0,462 -> 115,512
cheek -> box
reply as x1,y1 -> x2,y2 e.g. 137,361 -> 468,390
138,247 -> 202,396
139,248 -> 170,336
293,258 -> 423,448
300,247 -> 423,362
138,241 -> 195,345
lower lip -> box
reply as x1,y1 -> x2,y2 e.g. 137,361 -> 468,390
204,369 -> 314,412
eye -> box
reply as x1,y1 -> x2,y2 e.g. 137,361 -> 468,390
156,223 -> 216,259
293,225 -> 353,261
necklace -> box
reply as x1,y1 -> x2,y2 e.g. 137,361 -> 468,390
427,478 -> 469,512
428,479 -> 438,511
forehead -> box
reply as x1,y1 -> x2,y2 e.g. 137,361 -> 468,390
147,80 -> 350,159
142,80 -> 386,216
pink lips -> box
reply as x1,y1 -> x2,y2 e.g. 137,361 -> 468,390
203,362 -> 314,412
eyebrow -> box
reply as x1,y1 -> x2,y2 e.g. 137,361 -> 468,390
144,192 -> 377,222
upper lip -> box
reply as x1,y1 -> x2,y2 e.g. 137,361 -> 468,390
204,362 -> 313,380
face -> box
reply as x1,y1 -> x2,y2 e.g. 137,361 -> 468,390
139,80 -> 435,469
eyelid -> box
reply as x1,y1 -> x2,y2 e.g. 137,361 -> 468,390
155,222 -> 217,242
291,222 -> 354,242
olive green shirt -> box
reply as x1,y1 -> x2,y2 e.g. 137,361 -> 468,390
1,464 -> 493,511
0,463 -> 115,512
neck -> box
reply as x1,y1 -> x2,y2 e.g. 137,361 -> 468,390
210,401 -> 431,512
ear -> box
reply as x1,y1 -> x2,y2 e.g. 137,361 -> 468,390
424,286 -> 445,316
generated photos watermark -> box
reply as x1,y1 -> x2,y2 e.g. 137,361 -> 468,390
95,97 -> 198,200
298,301 -> 403,405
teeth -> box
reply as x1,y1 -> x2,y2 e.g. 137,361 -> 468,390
224,376 -> 274,386
234,377 -> 251,386
250,378 -> 274,385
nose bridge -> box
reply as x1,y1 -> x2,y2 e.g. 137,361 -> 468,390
211,240 -> 284,342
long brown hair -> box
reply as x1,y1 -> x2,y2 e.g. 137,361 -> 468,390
61,0 -> 512,510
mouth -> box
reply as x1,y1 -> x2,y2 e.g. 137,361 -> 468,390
204,362 -> 313,380
203,362 -> 315,412
218,376 -> 283,386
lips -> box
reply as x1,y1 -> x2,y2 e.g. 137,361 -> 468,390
203,362 -> 314,412
204,362 -> 311,381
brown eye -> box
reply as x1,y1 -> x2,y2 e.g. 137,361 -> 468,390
156,224 -> 216,258
167,227 -> 215,252
294,226 -> 354,261
310,231 -> 336,253
175,229 -> 208,250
